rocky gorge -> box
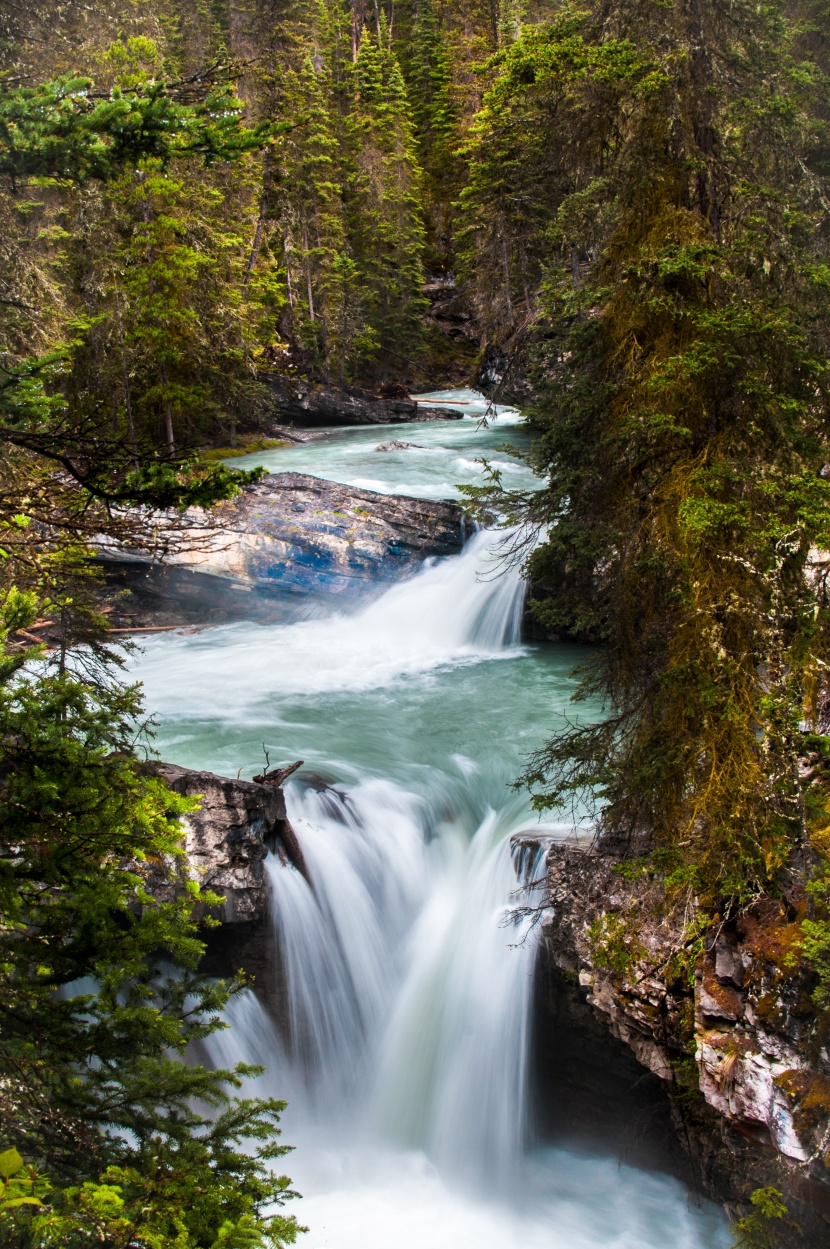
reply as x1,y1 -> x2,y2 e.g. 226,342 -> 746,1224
532,841 -> 830,1246
151,752 -> 830,1246
123,397 -> 829,1249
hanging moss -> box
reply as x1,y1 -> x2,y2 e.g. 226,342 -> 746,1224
461,0 -> 830,916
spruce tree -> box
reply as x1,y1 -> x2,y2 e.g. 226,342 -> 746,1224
276,50 -> 350,374
345,19 -> 426,381
462,0 -> 830,904
405,0 -> 462,270
0,589 -> 299,1249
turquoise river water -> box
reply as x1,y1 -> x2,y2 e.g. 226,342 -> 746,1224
127,391 -> 731,1249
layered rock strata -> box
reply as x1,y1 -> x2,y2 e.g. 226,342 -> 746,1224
534,840 -> 830,1247
120,473 -> 467,603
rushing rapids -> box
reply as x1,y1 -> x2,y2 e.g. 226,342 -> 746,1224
130,394 -> 731,1249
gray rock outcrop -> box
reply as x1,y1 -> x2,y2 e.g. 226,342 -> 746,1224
261,375 -> 460,426
532,840 -> 830,1247
146,762 -> 304,1016
150,763 -> 286,924
152,472 -> 467,598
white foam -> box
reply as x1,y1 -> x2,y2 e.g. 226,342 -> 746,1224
133,529 -> 527,716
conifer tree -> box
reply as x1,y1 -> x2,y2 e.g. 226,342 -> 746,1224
462,0 -> 830,904
276,51 -> 350,373
405,0 -> 462,269
345,19 -> 426,380
0,591 -> 299,1249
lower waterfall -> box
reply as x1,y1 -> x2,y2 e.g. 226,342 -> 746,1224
135,521 -> 730,1249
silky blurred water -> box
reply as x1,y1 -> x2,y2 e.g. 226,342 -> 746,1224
224,388 -> 540,499
131,393 -> 731,1249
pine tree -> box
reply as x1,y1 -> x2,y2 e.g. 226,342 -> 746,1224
345,19 -> 426,381
405,0 -> 462,270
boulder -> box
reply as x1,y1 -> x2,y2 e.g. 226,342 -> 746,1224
149,472 -> 467,598
260,374 -> 460,427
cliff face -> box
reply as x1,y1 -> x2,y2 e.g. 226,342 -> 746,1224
536,842 -> 830,1247
148,763 -> 299,1018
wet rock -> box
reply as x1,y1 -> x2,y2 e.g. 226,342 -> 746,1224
260,374 -> 459,427
423,281 -> 477,345
531,840 -> 830,1247
473,340 -> 537,407
118,474 -> 467,604
144,762 -> 305,1018
374,440 -> 424,452
148,763 -> 284,925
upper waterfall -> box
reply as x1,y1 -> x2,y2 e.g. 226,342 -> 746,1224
133,527 -> 528,714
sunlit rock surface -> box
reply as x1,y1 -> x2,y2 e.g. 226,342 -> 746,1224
144,473 -> 467,598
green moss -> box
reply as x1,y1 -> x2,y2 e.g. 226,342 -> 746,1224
670,1056 -> 704,1117
586,910 -> 647,979
199,438 -> 289,462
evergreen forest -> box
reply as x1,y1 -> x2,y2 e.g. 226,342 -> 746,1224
2,0 -> 830,1245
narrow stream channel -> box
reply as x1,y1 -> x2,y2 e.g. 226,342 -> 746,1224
129,392 -> 731,1249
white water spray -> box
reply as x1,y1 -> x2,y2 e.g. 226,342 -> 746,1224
134,527 -> 527,718
140,499 -> 728,1248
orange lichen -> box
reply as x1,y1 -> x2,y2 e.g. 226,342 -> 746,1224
774,1070 -> 830,1146
739,899 -> 806,971
751,992 -> 785,1028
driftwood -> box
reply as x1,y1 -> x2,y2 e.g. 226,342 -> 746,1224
252,761 -> 311,884
269,816 -> 311,885
253,759 -> 304,787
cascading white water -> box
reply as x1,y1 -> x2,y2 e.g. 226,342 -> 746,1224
134,527 -> 527,719
248,539 -> 540,1163
135,401 -> 730,1248
262,788 -> 546,1182
371,817 -> 546,1188
266,779 -> 425,1112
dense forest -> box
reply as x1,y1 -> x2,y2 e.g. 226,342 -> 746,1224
2,0 -> 830,1244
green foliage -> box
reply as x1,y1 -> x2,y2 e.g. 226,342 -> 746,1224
0,592 -> 300,1247
344,20 -> 427,380
0,69 -> 268,184
0,51 -> 267,595
0,1149 -> 48,1213
462,0 -> 830,908
799,814 -> 830,1008
731,1187 -> 792,1249
401,0 -> 463,269
585,910 -> 647,979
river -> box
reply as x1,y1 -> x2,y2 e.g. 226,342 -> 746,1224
128,390 -> 731,1249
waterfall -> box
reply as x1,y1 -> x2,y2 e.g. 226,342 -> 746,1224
371,822 -> 547,1187
132,527 -> 528,719
266,779 -> 425,1114
262,790 -> 547,1172
175,518 -> 729,1248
